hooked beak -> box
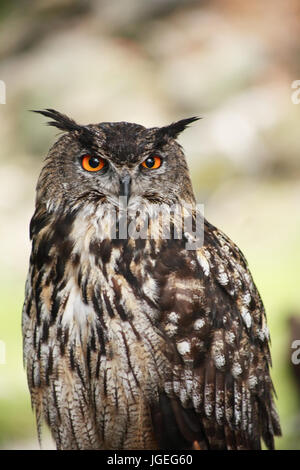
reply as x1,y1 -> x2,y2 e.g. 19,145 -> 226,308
119,174 -> 131,200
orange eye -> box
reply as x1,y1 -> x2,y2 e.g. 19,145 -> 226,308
81,154 -> 106,172
141,155 -> 162,169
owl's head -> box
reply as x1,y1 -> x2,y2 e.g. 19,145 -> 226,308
34,109 -> 199,212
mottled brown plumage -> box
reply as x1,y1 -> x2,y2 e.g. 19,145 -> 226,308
22,109 -> 281,449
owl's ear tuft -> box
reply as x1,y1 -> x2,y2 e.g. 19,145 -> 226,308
31,109 -> 82,133
156,116 -> 201,142
31,109 -> 96,147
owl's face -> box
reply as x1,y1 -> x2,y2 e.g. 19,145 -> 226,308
35,110 -> 198,212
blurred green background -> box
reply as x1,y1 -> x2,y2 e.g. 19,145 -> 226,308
0,0 -> 300,450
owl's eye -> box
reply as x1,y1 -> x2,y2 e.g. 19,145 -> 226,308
141,155 -> 162,170
81,155 -> 106,172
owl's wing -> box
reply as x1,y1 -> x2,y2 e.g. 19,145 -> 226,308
151,220 -> 281,450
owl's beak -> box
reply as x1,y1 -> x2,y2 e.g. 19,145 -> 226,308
119,174 -> 131,200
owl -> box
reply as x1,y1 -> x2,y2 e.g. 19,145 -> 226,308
22,109 -> 281,450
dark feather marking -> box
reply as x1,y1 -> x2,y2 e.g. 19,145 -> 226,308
96,323 -> 106,356
100,239 -> 112,264
25,296 -> 32,318
34,270 -> 44,325
95,352 -> 101,379
33,323 -> 38,350
35,238 -> 52,270
89,240 -> 104,263
114,301 -> 127,321
111,278 -> 127,321
86,344 -> 91,378
90,327 -> 96,352
103,366 -> 107,397
31,361 -> 35,389
46,347 -> 53,386
77,268 -> 82,287
75,362 -> 86,391
103,292 -> 115,318
59,327 -> 69,356
69,345 -> 75,370
120,330 -> 139,387
114,385 -> 119,410
56,325 -> 62,341
72,252 -> 80,267
135,238 -> 146,251
29,211 -> 51,239
45,267 -> 54,287
45,407 -> 51,427
128,318 -> 141,341
116,261 -> 138,289
51,211 -> 77,245
81,277 -> 88,304
53,256 -> 65,286
60,290 -> 70,311
37,340 -> 41,360
50,292 -> 60,325
115,249 -> 158,311
42,320 -> 49,343
141,292 -> 159,311
52,382 -> 61,422
92,292 -> 103,318
67,408 -> 80,450
57,428 -> 63,450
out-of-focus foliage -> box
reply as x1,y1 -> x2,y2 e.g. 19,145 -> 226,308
0,0 -> 299,449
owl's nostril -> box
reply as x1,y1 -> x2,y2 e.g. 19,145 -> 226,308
119,174 -> 131,199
